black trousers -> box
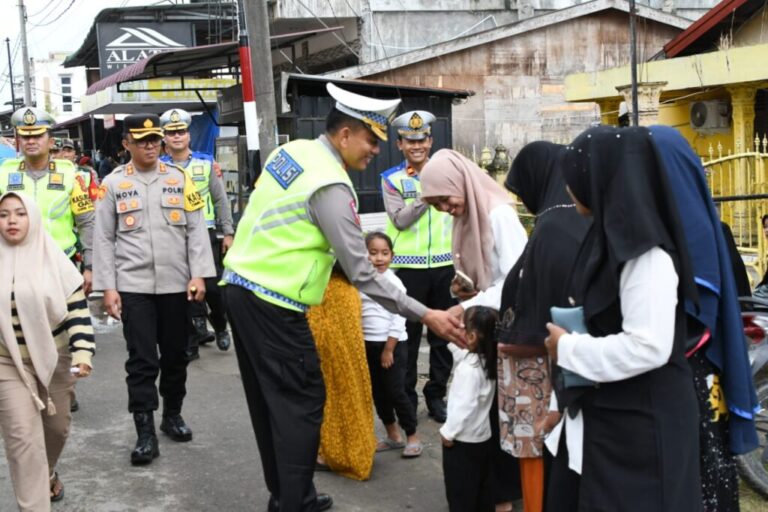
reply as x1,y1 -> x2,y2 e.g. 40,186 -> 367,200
121,292 -> 189,413
365,341 -> 416,436
189,229 -> 228,332
396,266 -> 455,409
443,439 -> 494,512
225,285 -> 324,512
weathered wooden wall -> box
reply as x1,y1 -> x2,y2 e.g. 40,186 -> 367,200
366,11 -> 681,154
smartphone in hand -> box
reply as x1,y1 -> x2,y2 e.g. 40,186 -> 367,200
453,270 -> 475,293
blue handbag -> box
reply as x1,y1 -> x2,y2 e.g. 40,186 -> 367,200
550,306 -> 598,388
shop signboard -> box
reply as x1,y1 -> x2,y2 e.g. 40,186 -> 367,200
96,22 -> 194,78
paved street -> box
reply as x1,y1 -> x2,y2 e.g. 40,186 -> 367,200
0,310 -> 450,512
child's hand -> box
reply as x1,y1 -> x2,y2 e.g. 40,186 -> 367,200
381,349 -> 394,369
440,433 -> 454,448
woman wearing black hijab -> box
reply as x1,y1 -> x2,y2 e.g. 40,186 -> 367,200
544,126 -> 702,511
496,141 -> 590,512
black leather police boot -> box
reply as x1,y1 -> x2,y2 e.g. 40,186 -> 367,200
268,494 -> 333,512
191,317 -> 215,345
215,330 -> 231,351
184,345 -> 200,362
131,411 -> 160,465
160,412 -> 193,442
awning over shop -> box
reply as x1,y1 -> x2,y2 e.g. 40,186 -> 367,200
86,42 -> 240,95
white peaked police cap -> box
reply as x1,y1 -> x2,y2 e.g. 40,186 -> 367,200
326,82 -> 401,141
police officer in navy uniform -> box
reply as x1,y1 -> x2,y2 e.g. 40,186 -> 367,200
223,84 -> 464,512
381,110 -> 454,423
159,109 -> 235,358
93,114 -> 215,465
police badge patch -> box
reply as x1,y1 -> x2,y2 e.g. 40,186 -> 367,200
401,178 -> 418,199
8,172 -> 24,191
266,150 -> 303,190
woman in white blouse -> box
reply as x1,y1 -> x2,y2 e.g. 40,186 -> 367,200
543,126 -> 701,511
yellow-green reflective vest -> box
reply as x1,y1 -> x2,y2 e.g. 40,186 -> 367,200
223,139 -> 356,311
183,159 -> 215,228
0,158 -> 82,256
381,163 -> 453,269
161,154 -> 216,228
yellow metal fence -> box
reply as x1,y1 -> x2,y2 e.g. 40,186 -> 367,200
703,137 -> 768,285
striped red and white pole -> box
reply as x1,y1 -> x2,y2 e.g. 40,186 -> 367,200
237,1 -> 259,153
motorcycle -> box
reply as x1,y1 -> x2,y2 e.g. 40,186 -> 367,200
737,296 -> 768,497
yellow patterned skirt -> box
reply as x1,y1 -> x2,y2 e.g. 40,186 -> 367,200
307,271 -> 376,480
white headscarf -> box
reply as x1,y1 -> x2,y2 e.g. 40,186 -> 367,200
0,192 -> 82,411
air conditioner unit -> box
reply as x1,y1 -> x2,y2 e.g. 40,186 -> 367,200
690,100 -> 731,131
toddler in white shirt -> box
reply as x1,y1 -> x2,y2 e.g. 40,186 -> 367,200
361,232 -> 422,458
440,306 -> 498,512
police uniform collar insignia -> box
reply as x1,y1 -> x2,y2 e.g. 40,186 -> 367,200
126,164 -> 134,176
49,161 -> 56,171
159,163 -> 167,174
18,161 -> 25,171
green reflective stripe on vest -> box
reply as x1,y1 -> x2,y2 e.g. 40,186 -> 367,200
183,159 -> 215,226
0,159 -> 78,254
224,139 -> 356,310
383,168 -> 453,269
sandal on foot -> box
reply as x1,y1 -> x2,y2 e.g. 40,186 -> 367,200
376,438 -> 406,452
401,441 -> 423,458
50,472 -> 64,502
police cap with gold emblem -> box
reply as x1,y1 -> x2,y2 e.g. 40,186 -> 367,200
159,108 -> 192,131
391,110 -> 437,141
11,106 -> 55,136
326,83 -> 400,141
123,114 -> 164,139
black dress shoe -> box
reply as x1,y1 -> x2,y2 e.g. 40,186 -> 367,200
131,412 -> 160,465
184,346 -> 200,362
427,398 -> 447,423
267,493 -> 333,512
160,414 -> 193,442
215,330 -> 231,351
191,317 -> 215,345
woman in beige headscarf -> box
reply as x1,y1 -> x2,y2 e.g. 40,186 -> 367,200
0,192 -> 95,511
420,149 -> 527,313
421,149 -> 528,512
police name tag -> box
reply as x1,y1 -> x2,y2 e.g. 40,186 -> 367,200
47,173 -> 65,191
266,150 -> 303,190
7,172 -> 24,191
401,178 -> 418,199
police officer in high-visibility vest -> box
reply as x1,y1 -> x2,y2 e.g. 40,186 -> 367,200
380,110 -> 454,423
222,83 -> 464,512
93,114 -> 215,466
159,109 -> 234,357
60,138 -> 100,201
0,107 -> 95,294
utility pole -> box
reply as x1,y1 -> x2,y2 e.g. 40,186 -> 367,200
5,38 -> 15,109
17,0 -> 32,106
243,0 -> 278,166
629,0 -> 639,126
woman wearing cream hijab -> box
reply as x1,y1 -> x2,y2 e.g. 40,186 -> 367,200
0,192 -> 95,511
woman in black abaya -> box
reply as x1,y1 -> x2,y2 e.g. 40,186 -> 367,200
544,126 -> 702,511
496,141 -> 590,512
